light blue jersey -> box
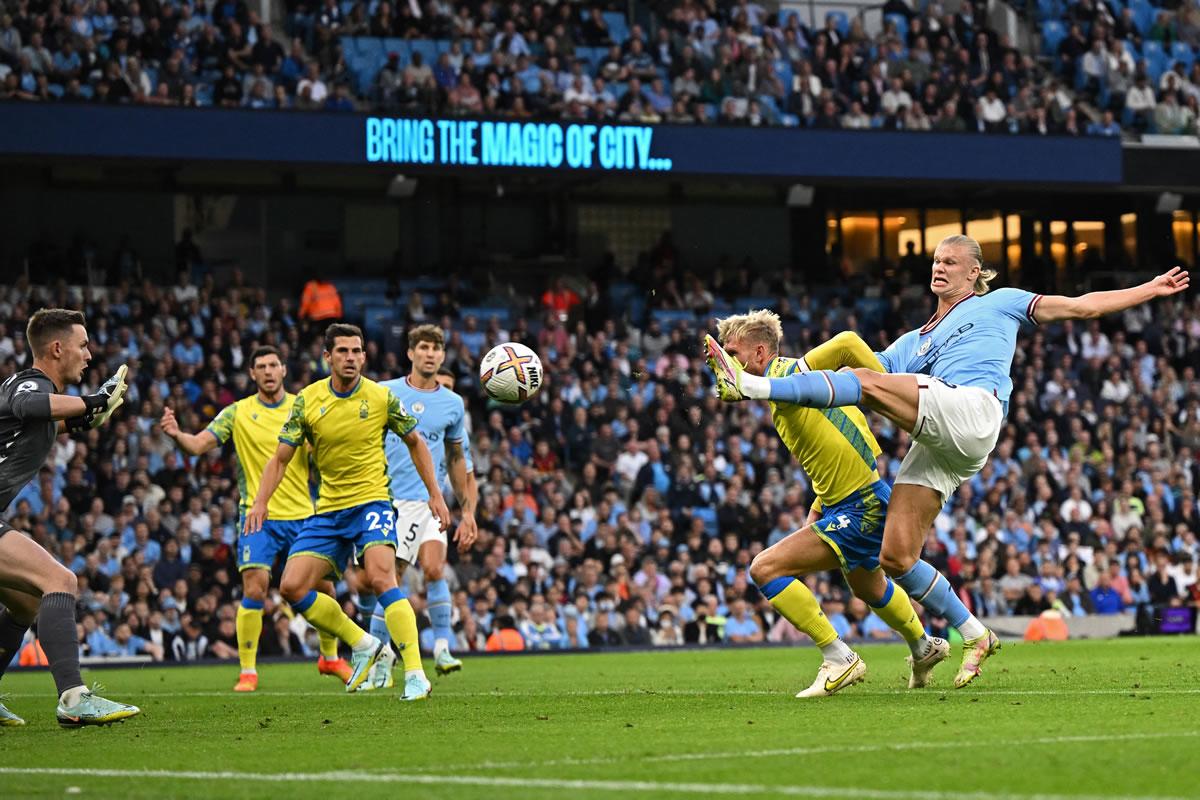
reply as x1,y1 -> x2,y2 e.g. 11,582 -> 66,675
381,377 -> 467,502
876,287 -> 1042,414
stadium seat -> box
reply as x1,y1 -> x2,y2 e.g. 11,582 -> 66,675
651,309 -> 698,328
1171,41 -> 1195,68
780,113 -> 800,127
194,83 -> 212,105
47,83 -> 63,98
409,39 -> 439,66
362,304 -> 397,339
603,11 -> 630,45
1129,0 -> 1155,36
778,10 -> 801,29
1041,20 -> 1066,57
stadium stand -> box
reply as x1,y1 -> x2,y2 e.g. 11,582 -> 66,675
1,0 -> 1198,135
2,231 -> 1198,663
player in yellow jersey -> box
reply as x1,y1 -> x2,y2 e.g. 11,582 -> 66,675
706,311 -> 949,697
246,323 -> 451,697
161,346 -> 353,692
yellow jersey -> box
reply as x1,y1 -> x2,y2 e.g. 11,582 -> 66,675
279,376 -> 418,513
205,393 -> 314,522
766,355 -> 883,509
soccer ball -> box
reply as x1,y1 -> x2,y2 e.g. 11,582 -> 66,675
479,342 -> 544,404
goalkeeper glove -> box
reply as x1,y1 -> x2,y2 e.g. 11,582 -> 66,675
78,364 -> 129,430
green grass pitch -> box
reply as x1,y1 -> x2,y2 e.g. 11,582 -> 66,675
1,637 -> 1198,799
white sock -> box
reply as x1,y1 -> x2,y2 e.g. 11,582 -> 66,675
957,616 -> 987,641
910,634 -> 934,659
404,668 -> 426,681
433,638 -> 449,657
819,637 -> 856,665
740,372 -> 771,400
351,633 -> 378,653
240,668 -> 257,676
60,685 -> 87,707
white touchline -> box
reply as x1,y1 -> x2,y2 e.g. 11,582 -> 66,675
396,730 -> 1200,774
0,767 -> 1190,800
5,687 -> 1200,699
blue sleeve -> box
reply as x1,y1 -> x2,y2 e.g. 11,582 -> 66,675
446,399 -> 466,444
988,287 -> 1042,326
876,330 -> 916,374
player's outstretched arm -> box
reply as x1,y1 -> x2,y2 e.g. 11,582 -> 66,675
161,406 -> 220,456
1034,267 -> 1190,323
445,438 -> 478,552
245,441 -> 296,533
15,365 -> 128,428
402,429 -> 452,532
801,331 -> 887,373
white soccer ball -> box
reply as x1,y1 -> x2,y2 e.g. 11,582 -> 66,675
479,342 -> 544,404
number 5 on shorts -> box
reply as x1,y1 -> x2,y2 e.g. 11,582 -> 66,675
405,521 -> 419,544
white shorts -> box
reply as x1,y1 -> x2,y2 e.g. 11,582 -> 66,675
392,499 -> 446,565
894,375 -> 1004,503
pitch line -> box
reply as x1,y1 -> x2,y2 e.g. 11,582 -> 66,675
0,767 -> 1190,800
397,730 -> 1200,773
4,686 -> 1200,699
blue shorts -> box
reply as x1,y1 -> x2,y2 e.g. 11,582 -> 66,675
287,500 -> 397,578
236,518 -> 306,573
812,480 -> 890,573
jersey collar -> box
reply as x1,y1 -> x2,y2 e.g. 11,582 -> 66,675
405,375 -> 442,394
920,292 -> 976,335
255,392 -> 287,409
328,376 -> 362,398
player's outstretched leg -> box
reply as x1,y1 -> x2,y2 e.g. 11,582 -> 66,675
756,576 -> 865,698
848,569 -> 949,688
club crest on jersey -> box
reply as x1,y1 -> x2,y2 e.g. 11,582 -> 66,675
320,406 -> 327,415
359,399 -> 369,419
14,380 -> 37,394
917,338 -> 932,356
412,402 -> 425,415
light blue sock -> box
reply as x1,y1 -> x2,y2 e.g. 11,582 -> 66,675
370,605 -> 391,647
895,559 -> 970,628
357,592 -> 377,623
426,578 -> 453,651
767,370 -> 862,407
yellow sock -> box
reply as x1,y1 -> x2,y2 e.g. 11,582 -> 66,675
767,578 -> 838,648
870,578 -> 926,644
384,597 -> 422,673
318,630 -> 339,659
300,591 -> 369,647
236,605 -> 263,673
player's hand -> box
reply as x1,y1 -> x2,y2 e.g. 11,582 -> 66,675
428,494 -> 452,532
1148,267 -> 1190,297
86,364 -> 129,428
161,406 -> 180,437
453,512 -> 478,553
244,501 -> 268,535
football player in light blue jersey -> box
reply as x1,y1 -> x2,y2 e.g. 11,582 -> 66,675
360,325 -> 479,691
708,234 -> 1188,688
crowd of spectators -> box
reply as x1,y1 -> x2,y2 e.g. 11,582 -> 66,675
3,0 -> 1199,135
2,232 -> 1200,665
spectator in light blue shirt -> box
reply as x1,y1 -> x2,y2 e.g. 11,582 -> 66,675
723,599 -> 763,642
519,602 -> 564,649
84,617 -> 118,657
172,333 -> 203,366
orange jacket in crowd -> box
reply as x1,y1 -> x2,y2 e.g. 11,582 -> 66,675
19,639 -> 48,666
299,279 -> 343,321
485,628 -> 525,652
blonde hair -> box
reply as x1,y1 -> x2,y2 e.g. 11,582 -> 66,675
938,234 -> 997,295
716,309 -> 784,353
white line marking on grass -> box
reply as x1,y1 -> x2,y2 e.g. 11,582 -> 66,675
0,767 -> 1189,800
397,730 -> 1200,774
6,687 -> 1200,699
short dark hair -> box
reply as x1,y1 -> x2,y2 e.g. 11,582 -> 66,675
249,345 -> 281,368
27,308 -> 86,357
407,323 -> 445,350
323,323 -> 364,352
